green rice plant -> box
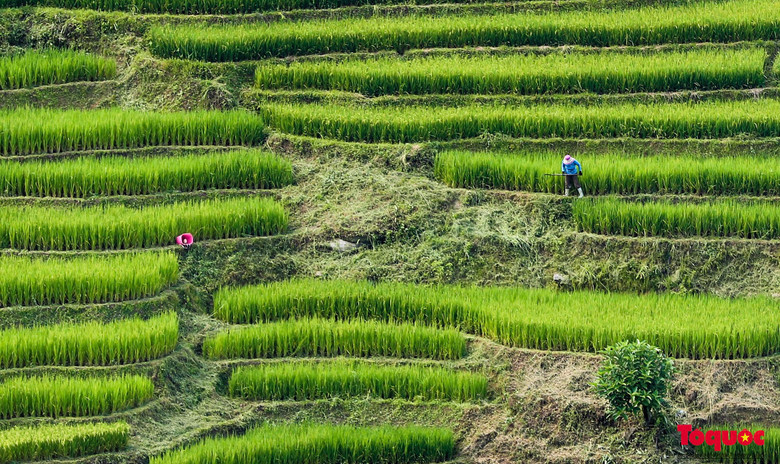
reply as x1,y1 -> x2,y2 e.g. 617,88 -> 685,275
203,317 -> 466,360
572,198 -> 780,239
149,0 -> 780,61
228,360 -> 487,401
435,150 -> 780,196
0,108 -> 265,156
0,49 -> 116,90
0,0 -> 492,13
696,426 -> 780,463
0,150 -> 294,197
256,48 -> 766,96
0,374 -> 154,418
0,197 -> 287,250
0,311 -> 178,368
0,252 -> 178,306
261,98 -> 780,143
0,421 -> 129,463
214,279 -> 780,359
151,423 -> 454,464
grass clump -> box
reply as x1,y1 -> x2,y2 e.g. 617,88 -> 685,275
0,252 -> 178,306
0,197 -> 287,250
256,48 -> 765,96
0,374 -> 154,418
0,49 -> 116,90
435,150 -> 780,196
262,99 -> 780,143
573,198 -> 780,239
203,317 -> 466,360
151,423 -> 455,464
0,422 -> 129,462
215,279 -> 780,359
0,108 -> 265,156
0,312 -> 179,368
695,426 -> 779,462
149,0 -> 780,60
228,360 -> 487,401
0,150 -> 294,197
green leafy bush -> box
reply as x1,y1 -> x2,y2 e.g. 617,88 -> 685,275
593,340 -> 675,424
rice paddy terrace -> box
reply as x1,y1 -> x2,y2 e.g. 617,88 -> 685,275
1,0 -> 780,463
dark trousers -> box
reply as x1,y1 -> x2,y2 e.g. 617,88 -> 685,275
565,174 -> 581,189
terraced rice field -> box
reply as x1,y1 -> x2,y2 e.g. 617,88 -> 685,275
436,150 -> 780,195
2,0 -> 780,462
0,374 -> 154,418
214,279 -> 780,359
0,252 -> 178,305
0,422 -> 129,462
0,49 -> 116,90
148,0 -> 780,60
203,317 -> 467,360
0,197 -> 287,250
262,99 -> 780,142
0,150 -> 294,197
151,424 -> 455,464
255,47 -> 767,95
0,108 -> 265,155
696,426 -> 780,462
228,361 -> 488,401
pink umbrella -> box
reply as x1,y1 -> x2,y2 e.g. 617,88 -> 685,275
176,233 -> 194,248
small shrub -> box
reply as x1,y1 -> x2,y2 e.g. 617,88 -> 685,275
593,340 -> 675,425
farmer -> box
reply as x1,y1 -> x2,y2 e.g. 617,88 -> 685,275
561,155 -> 584,198
176,233 -> 194,249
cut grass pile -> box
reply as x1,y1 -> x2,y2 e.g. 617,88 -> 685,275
256,48 -> 766,96
228,361 -> 488,401
0,108 -> 265,156
0,150 -> 294,197
0,197 -> 287,250
572,198 -> 780,239
149,0 -> 780,60
215,279 -> 780,359
0,374 -> 154,418
150,423 -> 455,464
0,422 -> 129,463
203,317 -> 466,360
0,252 -> 178,306
435,150 -> 780,196
0,49 -> 116,90
0,312 -> 178,368
262,99 -> 780,143
695,426 -> 779,462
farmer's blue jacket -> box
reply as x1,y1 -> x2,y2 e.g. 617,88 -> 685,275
562,159 -> 582,175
